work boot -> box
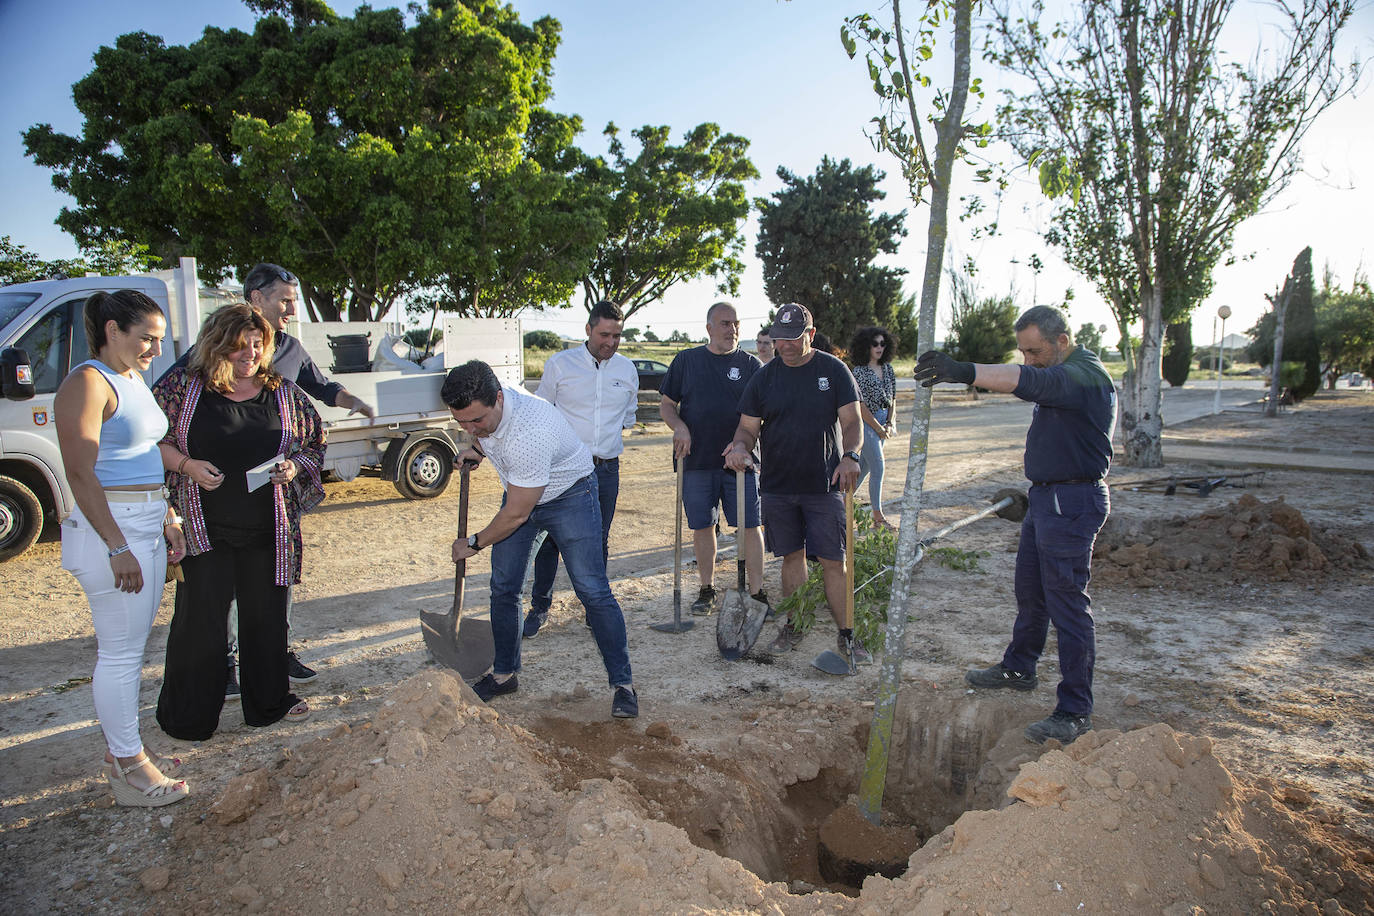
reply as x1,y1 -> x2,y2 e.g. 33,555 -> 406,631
224,654 -> 240,701
1024,710 -> 1092,745
611,686 -> 639,719
838,632 -> 873,665
964,663 -> 1038,691
765,619 -> 804,655
522,607 -> 548,639
287,652 -> 317,682
690,585 -> 717,616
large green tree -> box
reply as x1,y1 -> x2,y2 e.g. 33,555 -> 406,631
1316,274 -> 1374,381
24,1 -> 573,321
989,0 -> 1358,465
1282,246 -> 1320,400
579,122 -> 757,320
945,278 -> 1018,398
754,157 -> 907,349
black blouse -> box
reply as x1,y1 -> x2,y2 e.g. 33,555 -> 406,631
189,387 -> 283,532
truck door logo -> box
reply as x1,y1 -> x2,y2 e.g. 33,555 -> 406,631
33,409 -> 49,426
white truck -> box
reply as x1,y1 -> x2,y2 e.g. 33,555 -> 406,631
0,257 -> 521,561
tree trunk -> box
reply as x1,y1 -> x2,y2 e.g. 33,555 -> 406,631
858,0 -> 972,827
1266,293 -> 1288,417
1121,285 -> 1164,467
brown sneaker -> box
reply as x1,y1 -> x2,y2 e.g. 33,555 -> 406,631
765,620 -> 804,654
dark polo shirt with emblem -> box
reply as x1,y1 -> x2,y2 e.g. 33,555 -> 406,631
660,345 -> 762,471
737,349 -> 859,494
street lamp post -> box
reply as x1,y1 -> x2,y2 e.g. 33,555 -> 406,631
1214,305 -> 1232,414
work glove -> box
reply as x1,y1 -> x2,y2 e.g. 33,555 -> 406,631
914,351 -> 976,387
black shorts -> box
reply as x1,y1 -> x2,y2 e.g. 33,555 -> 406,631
761,491 -> 846,560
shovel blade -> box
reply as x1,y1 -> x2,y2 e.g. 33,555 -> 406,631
811,649 -> 856,677
421,609 -> 494,681
716,591 -> 770,660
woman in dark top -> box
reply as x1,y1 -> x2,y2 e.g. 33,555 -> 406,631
849,326 -> 899,530
152,305 -> 325,740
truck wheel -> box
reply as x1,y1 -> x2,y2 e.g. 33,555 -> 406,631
0,475 -> 43,562
393,438 -> 453,499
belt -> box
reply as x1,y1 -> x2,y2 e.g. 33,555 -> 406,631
104,487 -> 169,503
592,456 -> 619,467
1030,478 -> 1102,487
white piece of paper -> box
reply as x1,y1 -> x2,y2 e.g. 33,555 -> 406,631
246,454 -> 287,493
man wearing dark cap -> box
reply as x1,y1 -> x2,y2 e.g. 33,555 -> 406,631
724,303 -> 868,662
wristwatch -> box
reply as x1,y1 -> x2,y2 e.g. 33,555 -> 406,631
467,533 -> 482,551
843,450 -> 862,463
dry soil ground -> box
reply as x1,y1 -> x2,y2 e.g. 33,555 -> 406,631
1,388 -> 1371,914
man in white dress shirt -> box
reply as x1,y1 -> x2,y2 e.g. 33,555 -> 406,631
523,300 -> 639,638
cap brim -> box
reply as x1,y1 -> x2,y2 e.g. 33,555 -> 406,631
768,326 -> 808,340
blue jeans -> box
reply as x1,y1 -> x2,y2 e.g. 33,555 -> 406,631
1001,481 -> 1109,717
856,407 -> 889,511
490,474 -> 632,686
531,459 -> 618,613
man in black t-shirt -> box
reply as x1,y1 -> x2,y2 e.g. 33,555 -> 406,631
660,302 -> 765,615
725,303 -> 867,661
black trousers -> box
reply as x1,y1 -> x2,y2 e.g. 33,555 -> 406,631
157,535 -> 298,740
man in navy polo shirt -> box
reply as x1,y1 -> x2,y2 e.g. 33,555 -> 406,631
660,301 -> 766,615
915,305 -> 1116,745
725,303 -> 867,663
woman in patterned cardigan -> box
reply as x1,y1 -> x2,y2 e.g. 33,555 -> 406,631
152,304 -> 326,740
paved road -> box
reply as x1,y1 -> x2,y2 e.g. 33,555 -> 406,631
920,381 -> 1265,444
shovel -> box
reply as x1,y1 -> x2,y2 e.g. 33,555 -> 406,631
420,463 -> 494,680
811,486 -> 858,676
716,468 -> 769,660
650,458 -> 694,634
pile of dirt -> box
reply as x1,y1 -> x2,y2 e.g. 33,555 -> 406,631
134,672 -> 1371,914
1094,494 -> 1372,589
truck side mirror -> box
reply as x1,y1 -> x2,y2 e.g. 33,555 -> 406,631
1,347 -> 36,400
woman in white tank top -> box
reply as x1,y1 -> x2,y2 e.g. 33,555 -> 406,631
54,289 -> 190,807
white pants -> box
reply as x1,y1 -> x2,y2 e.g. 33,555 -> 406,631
62,500 -> 168,758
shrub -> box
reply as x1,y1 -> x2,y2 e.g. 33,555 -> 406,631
524,329 -> 562,350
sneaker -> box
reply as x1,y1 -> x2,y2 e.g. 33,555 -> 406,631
964,663 -> 1038,691
287,652 -> 317,682
752,590 -> 774,620
838,633 -> 873,665
611,686 -> 639,718
471,673 -> 519,703
1025,710 -> 1093,745
225,655 -> 240,702
765,620 -> 804,655
522,609 -> 548,639
690,585 -> 718,616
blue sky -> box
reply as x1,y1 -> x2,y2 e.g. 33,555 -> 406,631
1,0 -> 1370,345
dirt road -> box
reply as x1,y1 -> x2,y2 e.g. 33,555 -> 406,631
1,385 -> 1370,914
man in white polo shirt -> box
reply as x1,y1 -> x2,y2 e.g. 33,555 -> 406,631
442,360 -> 638,719
523,300 -> 639,638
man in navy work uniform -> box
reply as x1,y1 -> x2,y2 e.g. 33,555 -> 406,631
444,360 -> 638,719
659,301 -> 766,615
522,300 -> 638,638
915,305 -> 1116,745
162,263 -> 375,690
725,303 -> 869,662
